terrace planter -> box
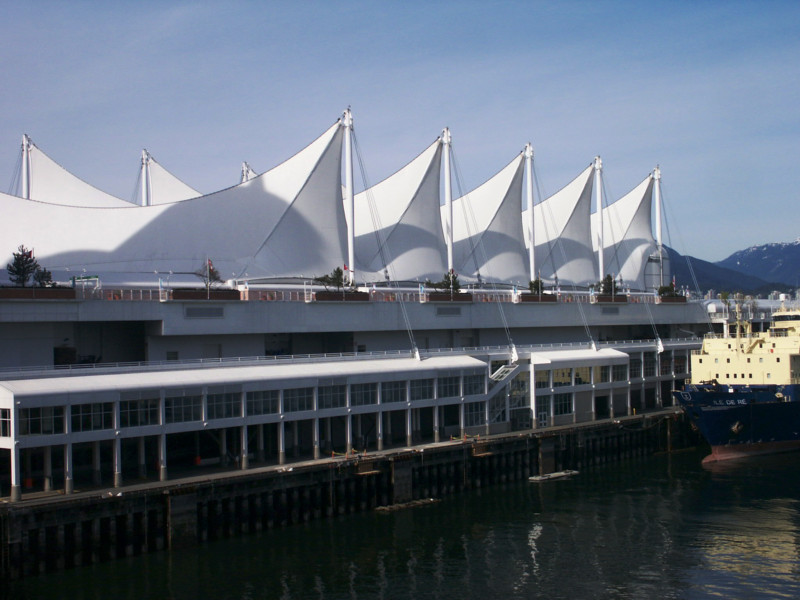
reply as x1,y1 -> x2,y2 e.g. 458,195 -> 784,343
426,292 -> 473,302
0,287 -> 76,300
592,294 -> 628,304
656,295 -> 687,304
172,289 -> 241,300
518,293 -> 558,303
314,291 -> 370,302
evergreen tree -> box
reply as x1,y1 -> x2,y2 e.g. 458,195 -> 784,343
195,258 -> 222,290
6,245 -> 39,287
33,266 -> 54,288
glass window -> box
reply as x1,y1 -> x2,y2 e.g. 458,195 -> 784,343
574,367 -> 591,385
207,391 -> 242,419
643,353 -> 657,377
318,385 -> 346,409
410,379 -> 434,401
437,376 -> 460,398
246,390 -> 279,415
165,394 -> 202,423
72,402 -> 113,432
463,374 -> 486,396
535,370 -> 550,389
120,398 -> 159,427
553,368 -> 572,387
381,381 -> 407,404
283,387 -> 314,412
464,401 -> 485,427
19,406 -> 65,436
629,358 -> 642,378
0,408 -> 9,437
351,383 -> 377,406
593,366 -> 610,383
554,393 -> 572,416
612,364 -> 628,382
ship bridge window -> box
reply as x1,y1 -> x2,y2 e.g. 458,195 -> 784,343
777,357 -> 781,363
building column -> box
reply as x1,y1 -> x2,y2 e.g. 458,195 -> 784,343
405,406 -> 412,447
158,433 -> 167,481
485,399 -> 491,436
346,414 -> 353,454
278,420 -> 286,465
138,437 -> 146,478
434,405 -> 440,443
377,411 -> 384,450
220,428 -> 228,465
459,403 -> 465,439
257,425 -> 265,462
113,436 -> 122,488
627,385 -> 632,416
240,425 -> 249,469
325,418 -> 332,454
313,417 -> 320,459
64,442 -> 74,494
43,445 -> 53,492
530,363 -> 538,429
10,442 -> 21,502
92,440 -> 102,486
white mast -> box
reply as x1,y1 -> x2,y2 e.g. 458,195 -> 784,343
343,108 -> 355,286
525,143 -> 535,281
21,134 -> 31,199
140,150 -> 151,207
654,165 -> 663,287
443,127 -> 453,273
594,155 -> 604,279
240,162 -> 255,183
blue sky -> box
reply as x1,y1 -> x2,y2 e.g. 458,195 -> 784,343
2,1 -> 798,262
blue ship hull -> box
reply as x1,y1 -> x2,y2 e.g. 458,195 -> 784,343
673,383 -> 800,462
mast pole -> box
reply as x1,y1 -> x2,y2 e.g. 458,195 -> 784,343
443,127 -> 453,273
344,108 -> 355,286
594,156 -> 604,280
21,134 -> 31,199
525,143 -> 535,282
654,165 -> 663,288
140,150 -> 150,207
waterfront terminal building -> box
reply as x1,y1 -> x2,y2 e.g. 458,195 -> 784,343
0,111 -> 715,501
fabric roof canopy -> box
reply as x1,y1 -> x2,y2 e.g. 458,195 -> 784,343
353,139 -> 447,282
145,153 -> 201,205
591,174 -> 656,290
1,120 -> 347,284
447,152 -> 528,284
523,164 -> 597,287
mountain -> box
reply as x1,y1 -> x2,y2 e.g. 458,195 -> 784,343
666,246 -> 788,295
716,239 -> 800,286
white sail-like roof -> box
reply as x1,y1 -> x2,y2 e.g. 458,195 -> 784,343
24,138 -> 134,207
447,153 -> 528,283
522,164 -> 596,287
146,154 -> 201,204
353,139 -> 446,282
1,120 -> 347,283
591,174 -> 656,290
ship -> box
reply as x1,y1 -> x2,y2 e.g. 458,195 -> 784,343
674,301 -> 800,462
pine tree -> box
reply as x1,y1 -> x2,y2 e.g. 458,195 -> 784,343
6,245 -> 39,287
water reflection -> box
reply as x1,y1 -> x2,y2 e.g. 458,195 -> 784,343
7,450 -> 800,600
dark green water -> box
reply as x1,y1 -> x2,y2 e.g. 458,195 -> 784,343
8,448 -> 800,599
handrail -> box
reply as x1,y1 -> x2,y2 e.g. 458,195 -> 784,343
0,338 -> 701,381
